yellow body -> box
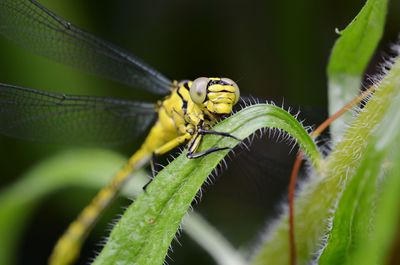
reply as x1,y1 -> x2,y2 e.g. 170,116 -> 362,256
49,78 -> 239,265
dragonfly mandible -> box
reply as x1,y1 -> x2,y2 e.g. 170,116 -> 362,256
0,1 -> 241,265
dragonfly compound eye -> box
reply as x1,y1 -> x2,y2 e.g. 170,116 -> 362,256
190,77 -> 209,104
221,78 -> 240,105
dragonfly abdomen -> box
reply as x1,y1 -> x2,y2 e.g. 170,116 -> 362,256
50,77 -> 241,264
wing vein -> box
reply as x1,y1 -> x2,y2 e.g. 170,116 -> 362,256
0,83 -> 157,145
0,0 -> 172,94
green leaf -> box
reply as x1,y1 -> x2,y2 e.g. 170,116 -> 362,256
319,73 -> 400,264
250,50 -> 400,265
327,0 -> 387,137
0,148 -> 246,265
317,127 -> 383,265
183,212 -> 247,265
358,150 -> 400,265
92,104 -> 321,265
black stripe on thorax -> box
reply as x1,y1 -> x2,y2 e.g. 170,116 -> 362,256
183,81 -> 191,91
176,85 -> 188,113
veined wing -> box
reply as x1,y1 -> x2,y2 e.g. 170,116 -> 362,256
0,0 -> 172,94
0,83 -> 157,145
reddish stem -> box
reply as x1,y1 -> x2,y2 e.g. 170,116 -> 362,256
288,152 -> 303,265
288,86 -> 376,265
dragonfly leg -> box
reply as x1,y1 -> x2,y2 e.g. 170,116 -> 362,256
154,133 -> 192,155
186,130 -> 233,159
143,153 -> 158,191
142,133 -> 192,191
198,128 -> 241,141
150,153 -> 159,178
187,146 -> 231,159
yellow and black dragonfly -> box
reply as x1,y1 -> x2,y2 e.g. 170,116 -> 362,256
0,1 -> 241,264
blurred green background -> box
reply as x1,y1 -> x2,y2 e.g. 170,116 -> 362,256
0,0 -> 399,264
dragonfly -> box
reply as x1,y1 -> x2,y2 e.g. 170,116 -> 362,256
0,1 -> 241,265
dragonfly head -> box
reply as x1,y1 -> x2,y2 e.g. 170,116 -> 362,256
189,77 -> 240,115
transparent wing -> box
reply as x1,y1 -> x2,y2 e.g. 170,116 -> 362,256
0,83 -> 157,145
0,0 -> 172,94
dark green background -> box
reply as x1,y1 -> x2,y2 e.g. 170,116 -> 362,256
0,0 -> 399,264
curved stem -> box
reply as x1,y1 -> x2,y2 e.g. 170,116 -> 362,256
288,85 -> 376,265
